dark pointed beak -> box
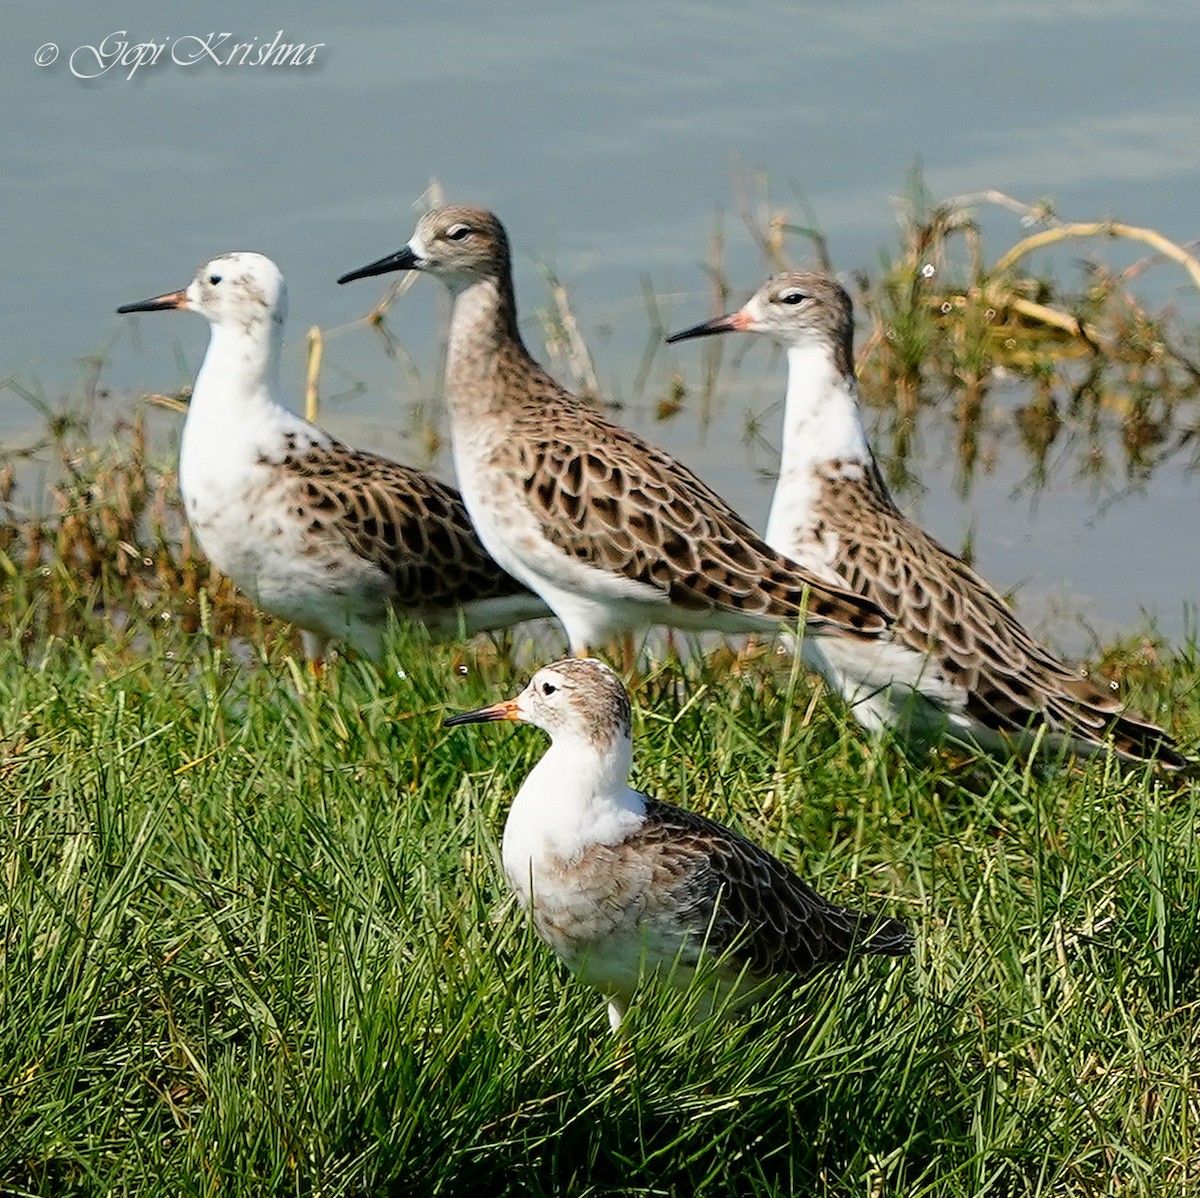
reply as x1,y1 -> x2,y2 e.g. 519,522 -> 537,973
665,308 -> 752,343
337,246 -> 421,285
443,697 -> 522,728
116,288 -> 188,315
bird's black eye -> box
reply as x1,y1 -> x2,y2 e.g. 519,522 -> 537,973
778,288 -> 808,305
208,274 -> 223,286
445,224 -> 471,242
540,681 -> 558,696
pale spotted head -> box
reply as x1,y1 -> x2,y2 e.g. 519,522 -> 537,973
667,271 -> 855,373
445,657 -> 632,748
338,204 -> 511,293
118,252 -> 287,336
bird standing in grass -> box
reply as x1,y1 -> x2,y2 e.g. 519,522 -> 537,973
668,273 -> 1192,771
446,657 -> 911,1032
118,252 -> 546,664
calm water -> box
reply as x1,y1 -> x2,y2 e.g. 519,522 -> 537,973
2,0 -> 1198,650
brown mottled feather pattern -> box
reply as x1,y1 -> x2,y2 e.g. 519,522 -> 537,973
400,204 -> 888,641
817,470 -> 1187,766
579,795 -> 911,979
664,270 -> 1190,767
266,437 -> 534,609
483,387 -> 887,639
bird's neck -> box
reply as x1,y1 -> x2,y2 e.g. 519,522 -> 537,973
507,730 -> 644,861
179,318 -> 308,502
780,342 -> 872,472
190,319 -> 285,426
765,342 -> 879,547
443,271 -> 546,421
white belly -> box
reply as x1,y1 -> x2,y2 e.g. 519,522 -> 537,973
180,448 -> 392,654
452,434 -> 779,651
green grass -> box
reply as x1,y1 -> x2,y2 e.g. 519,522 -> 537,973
3,172 -> 1198,1194
0,622 -> 1197,1196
